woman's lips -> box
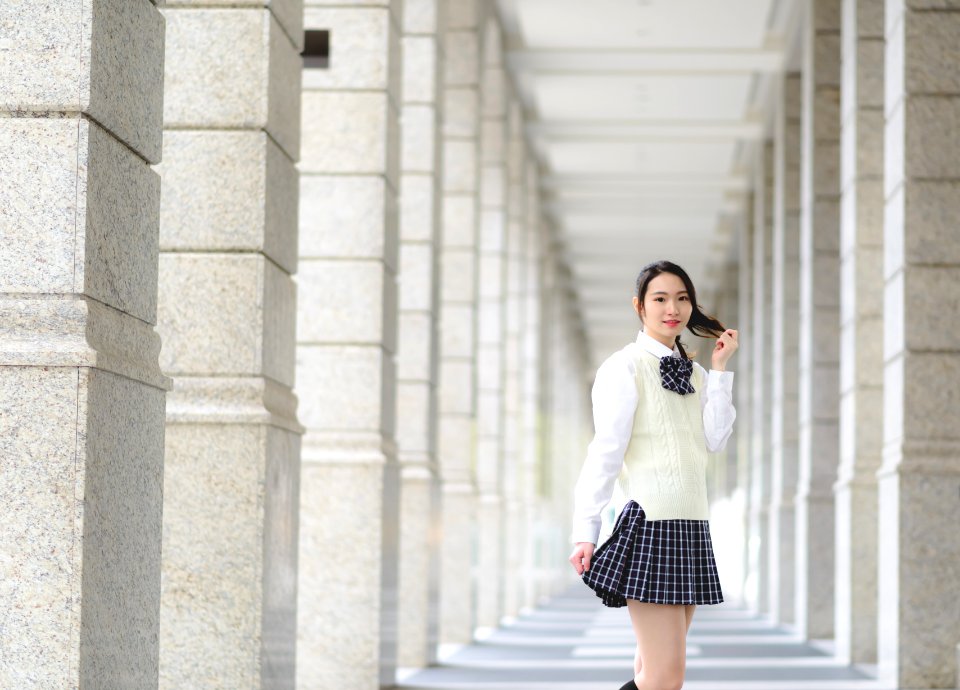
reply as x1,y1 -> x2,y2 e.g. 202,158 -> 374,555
664,321 -> 681,327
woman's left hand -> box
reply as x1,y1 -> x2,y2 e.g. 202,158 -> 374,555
712,329 -> 739,370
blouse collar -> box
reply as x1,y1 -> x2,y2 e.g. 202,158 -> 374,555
635,327 -> 681,359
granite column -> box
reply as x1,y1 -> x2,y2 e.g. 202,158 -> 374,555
878,2 -> 960,686
475,15 -> 508,633
748,142 -> 773,613
395,0 -> 445,671
501,101 -> 529,620
437,0 -> 482,647
734,200 -> 756,605
835,0 -> 884,665
795,0 -> 842,640
769,73 -> 803,626
0,3 -> 168,686
295,1 -> 402,687
521,163 -> 545,609
158,2 -> 304,687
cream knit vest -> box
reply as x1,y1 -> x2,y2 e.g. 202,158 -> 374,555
620,342 -> 710,521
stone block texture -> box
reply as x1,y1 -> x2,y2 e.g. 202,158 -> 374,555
156,3 -> 304,689
0,1 -> 169,687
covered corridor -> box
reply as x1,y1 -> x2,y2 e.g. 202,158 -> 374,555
1,0 -> 959,689
397,585 -> 881,690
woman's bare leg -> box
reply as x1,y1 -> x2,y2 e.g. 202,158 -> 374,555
626,600 -> 687,690
627,604 -> 696,680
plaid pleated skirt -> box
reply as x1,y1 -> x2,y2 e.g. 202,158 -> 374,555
581,500 -> 724,608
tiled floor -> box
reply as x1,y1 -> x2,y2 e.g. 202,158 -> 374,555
394,584 -> 897,690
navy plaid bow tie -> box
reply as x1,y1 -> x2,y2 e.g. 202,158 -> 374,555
659,355 -> 695,395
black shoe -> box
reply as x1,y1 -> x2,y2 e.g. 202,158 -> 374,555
618,680 -> 638,690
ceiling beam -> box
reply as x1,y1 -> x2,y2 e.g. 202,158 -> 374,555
507,49 -> 785,74
527,120 -> 765,141
545,198 -> 722,215
540,173 -> 751,192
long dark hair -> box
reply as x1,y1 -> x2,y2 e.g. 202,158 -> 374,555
635,260 -> 726,361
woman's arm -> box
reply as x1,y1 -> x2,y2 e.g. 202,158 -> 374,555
570,350 -> 639,545
695,362 -> 736,452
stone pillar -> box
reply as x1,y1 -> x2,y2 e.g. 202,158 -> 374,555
879,2 -> 960,686
0,3 -> 168,686
719,257 -> 741,500
295,1 -> 402,687
747,143 -> 772,613
762,141 -> 776,615
395,0 -> 445,670
521,163 -> 544,610
437,0 -> 481,647
835,0 -> 884,666
563,271 -> 590,595
502,101 -> 529,620
547,255 -> 589,596
538,241 -> 565,597
795,0 -> 841,640
475,15 -> 508,633
769,72 -> 803,626
542,234 -> 556,603
700,241 -> 745,601
735,201 -> 756,605
156,3 -> 304,687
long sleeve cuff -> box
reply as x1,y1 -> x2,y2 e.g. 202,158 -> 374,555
707,368 -> 734,395
703,369 -> 736,452
570,520 -> 601,545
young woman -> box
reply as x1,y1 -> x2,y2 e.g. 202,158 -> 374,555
568,260 -> 739,690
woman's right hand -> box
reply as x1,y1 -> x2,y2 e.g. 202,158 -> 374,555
569,542 -> 596,575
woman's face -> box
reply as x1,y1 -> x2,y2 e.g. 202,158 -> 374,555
633,272 -> 693,344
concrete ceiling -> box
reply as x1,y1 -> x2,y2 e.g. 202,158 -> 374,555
496,0 -> 800,369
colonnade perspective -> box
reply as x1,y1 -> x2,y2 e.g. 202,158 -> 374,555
1,2 -> 958,690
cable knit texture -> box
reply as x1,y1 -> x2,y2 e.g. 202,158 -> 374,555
621,342 -> 710,521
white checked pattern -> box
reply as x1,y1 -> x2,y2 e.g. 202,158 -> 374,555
658,354 -> 696,395
582,500 -> 723,607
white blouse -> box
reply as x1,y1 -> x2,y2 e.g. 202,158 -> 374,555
570,328 -> 737,545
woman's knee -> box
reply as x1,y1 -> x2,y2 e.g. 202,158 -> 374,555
665,675 -> 685,690
642,667 -> 685,690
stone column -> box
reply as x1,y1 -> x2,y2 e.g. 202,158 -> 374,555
502,101 -> 529,620
396,0 -> 445,671
521,162 -> 544,610
762,142 -> 776,615
769,73 -> 803,626
156,3 -> 303,687
700,242 -> 745,601
295,1 -> 402,688
748,143 -> 772,613
879,2 -> 960,687
535,235 -> 565,601
558,266 -> 590,595
437,0 -> 481,647
835,0 -> 884,665
719,257 -> 741,499
476,14 -> 508,633
795,0 -> 841,640
735,201 -> 756,605
0,3 -> 168,686
546,255 -> 589,596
